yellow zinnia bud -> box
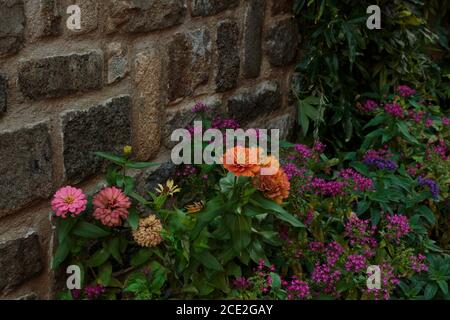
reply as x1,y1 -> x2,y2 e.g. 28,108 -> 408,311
123,145 -> 132,156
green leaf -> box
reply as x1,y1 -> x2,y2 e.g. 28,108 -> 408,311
93,152 -> 126,165
344,152 -> 356,161
344,114 -> 353,142
128,207 -> 139,230
350,161 -> 370,176
303,96 -> 321,105
190,196 -> 223,240
280,140 -> 295,148
356,201 -> 370,214
52,237 -> 72,269
417,206 -> 436,225
336,280 -> 353,293
116,175 -> 124,188
388,176 -> 412,192
298,97 -> 321,136
88,248 -> 111,267
130,248 -> 153,267
397,122 -> 419,144
250,194 -> 304,227
98,262 -> 112,286
371,209 -> 381,226
129,192 -> 149,205
438,280 -> 448,295
226,262 -> 242,278
58,290 -> 75,300
424,283 -> 438,300
256,230 -> 281,246
243,204 -> 266,217
194,251 -> 223,272
364,115 -> 386,129
108,278 -> 123,288
149,261 -> 168,291
219,172 -> 237,195
123,176 -> 135,194
72,221 -> 111,239
108,238 -> 123,264
106,166 -> 118,186
182,286 -> 199,294
58,218 -> 77,244
125,162 -> 159,169
270,272 -> 281,289
361,128 -> 384,150
226,215 -> 251,253
248,239 -> 267,263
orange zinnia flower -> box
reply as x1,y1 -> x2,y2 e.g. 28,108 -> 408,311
253,168 -> 290,204
259,154 -> 281,176
222,146 -> 261,177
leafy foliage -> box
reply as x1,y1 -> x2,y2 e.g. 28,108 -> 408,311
293,0 -> 450,150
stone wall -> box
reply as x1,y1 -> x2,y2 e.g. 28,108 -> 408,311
0,0 -> 298,299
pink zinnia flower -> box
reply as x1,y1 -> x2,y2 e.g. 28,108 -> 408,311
93,187 -> 131,227
51,186 -> 87,218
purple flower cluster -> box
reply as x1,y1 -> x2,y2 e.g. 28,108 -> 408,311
71,289 -> 82,299
344,215 -> 377,257
380,263 -> 400,287
233,277 -> 251,290
428,140 -> 448,161
396,85 -> 416,97
295,144 -> 313,159
408,110 -> 425,123
211,117 -> 240,130
283,277 -> 310,299
278,225 -> 290,242
308,241 -> 344,266
303,210 -> 314,226
311,263 -> 341,294
325,241 -> 344,266
255,260 -> 276,294
85,284 -> 106,300
366,263 -> 400,300
384,102 -> 404,118
309,241 -> 325,252
409,254 -> 428,273
385,214 -> 411,242
308,240 -> 344,295
362,100 -> 379,112
418,176 -> 440,199
313,140 -> 326,153
363,149 -> 398,171
176,165 -> 198,177
435,140 -> 448,159
407,165 -> 418,177
345,254 -> 367,272
191,101 -> 208,113
442,117 -> 450,126
310,178 -> 346,197
186,124 -> 203,137
339,168 -> 373,192
282,163 -> 306,180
